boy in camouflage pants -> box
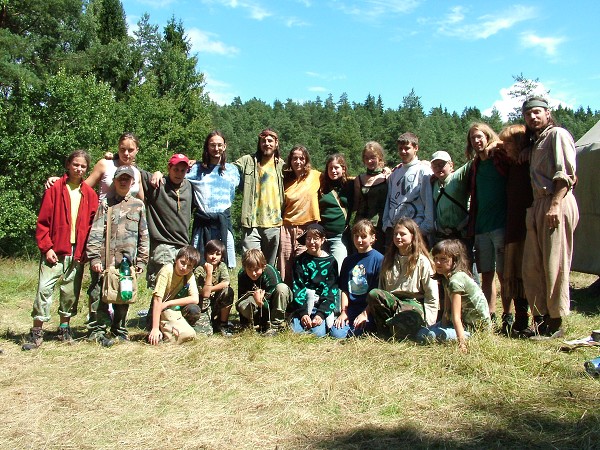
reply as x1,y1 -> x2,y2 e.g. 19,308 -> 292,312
86,166 -> 149,346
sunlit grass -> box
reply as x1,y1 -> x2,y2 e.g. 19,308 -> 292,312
1,258 -> 599,449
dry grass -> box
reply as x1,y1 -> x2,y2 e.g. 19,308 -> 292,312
1,258 -> 600,449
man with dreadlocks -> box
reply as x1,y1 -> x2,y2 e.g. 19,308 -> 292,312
234,128 -> 285,267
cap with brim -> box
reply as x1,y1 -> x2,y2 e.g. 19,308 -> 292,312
431,150 -> 452,163
113,165 -> 135,180
297,223 -> 326,245
522,98 -> 549,113
169,153 -> 189,166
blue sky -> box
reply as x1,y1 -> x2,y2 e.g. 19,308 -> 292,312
122,0 -> 600,120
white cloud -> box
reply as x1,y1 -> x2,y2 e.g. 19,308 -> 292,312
332,0 -> 421,20
202,0 -> 272,20
484,80 -> 572,121
187,28 -> 239,55
438,5 -> 536,39
203,72 -> 237,104
305,71 -> 346,81
520,33 -> 565,57
137,0 -> 177,7
285,17 -> 309,27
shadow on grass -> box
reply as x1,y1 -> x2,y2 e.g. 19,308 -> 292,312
571,277 -> 600,316
312,405 -> 600,449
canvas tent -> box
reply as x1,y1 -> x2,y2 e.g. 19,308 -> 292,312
572,120 -> 600,274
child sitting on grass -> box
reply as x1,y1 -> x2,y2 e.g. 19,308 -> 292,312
236,249 -> 292,334
418,239 -> 491,352
331,219 -> 383,338
290,223 -> 339,337
23,150 -> 99,350
194,239 -> 235,336
147,245 -> 201,345
367,218 -> 439,341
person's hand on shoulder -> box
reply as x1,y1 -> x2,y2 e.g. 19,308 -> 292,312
45,176 -> 60,190
150,171 -> 164,188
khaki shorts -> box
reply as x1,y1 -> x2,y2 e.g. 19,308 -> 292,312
160,309 -> 196,344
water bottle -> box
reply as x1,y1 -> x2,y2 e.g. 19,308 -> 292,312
119,256 -> 133,301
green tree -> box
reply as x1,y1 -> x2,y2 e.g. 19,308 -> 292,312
507,73 -> 549,122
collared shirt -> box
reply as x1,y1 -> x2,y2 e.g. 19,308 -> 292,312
530,126 -> 577,199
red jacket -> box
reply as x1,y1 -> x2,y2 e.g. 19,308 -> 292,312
36,174 -> 99,262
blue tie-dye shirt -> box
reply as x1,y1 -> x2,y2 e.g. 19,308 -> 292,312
186,163 -> 240,213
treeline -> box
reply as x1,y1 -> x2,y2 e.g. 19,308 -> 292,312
1,0 -> 599,255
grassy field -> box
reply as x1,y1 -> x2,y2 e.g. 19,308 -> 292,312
1,257 -> 600,449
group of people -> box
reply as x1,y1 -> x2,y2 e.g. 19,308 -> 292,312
22,96 -> 579,352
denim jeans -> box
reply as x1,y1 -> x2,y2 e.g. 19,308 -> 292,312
415,322 -> 471,343
290,316 -> 328,337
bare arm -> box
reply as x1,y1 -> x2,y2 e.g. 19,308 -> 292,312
353,176 -> 361,213
450,292 -> 467,353
334,291 -> 349,328
148,295 -> 164,345
84,159 -> 107,189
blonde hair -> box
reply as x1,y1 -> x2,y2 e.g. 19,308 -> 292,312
465,123 -> 499,160
242,248 -> 267,269
352,219 -> 376,237
362,141 -> 385,168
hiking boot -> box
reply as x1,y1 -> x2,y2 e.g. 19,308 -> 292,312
500,313 -> 514,337
22,327 -> 44,351
520,315 -> 548,338
513,297 -> 529,333
57,325 -> 74,344
530,317 -> 564,341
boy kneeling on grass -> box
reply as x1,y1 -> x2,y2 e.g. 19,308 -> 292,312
194,239 -> 235,336
147,245 -> 202,345
236,248 -> 291,335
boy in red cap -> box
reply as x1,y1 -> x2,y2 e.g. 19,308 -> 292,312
140,153 -> 194,289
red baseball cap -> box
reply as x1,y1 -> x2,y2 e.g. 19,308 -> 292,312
169,153 -> 189,166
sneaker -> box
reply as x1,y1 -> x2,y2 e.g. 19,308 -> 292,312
87,330 -> 114,347
22,327 -> 44,351
262,328 -> 279,337
57,325 -> 74,344
100,336 -> 115,347
214,321 -> 234,337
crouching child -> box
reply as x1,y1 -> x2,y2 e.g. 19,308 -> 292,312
194,240 -> 234,336
147,245 -> 202,345
236,249 -> 291,334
